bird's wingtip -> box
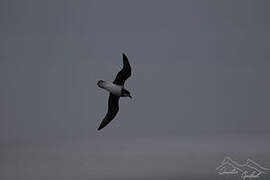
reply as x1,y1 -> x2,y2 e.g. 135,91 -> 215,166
97,124 -> 104,131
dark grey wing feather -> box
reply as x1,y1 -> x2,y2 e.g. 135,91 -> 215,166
98,94 -> 120,131
113,53 -> 131,85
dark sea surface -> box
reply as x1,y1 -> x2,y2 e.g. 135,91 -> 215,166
1,136 -> 269,180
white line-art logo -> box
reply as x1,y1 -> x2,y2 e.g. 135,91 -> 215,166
216,156 -> 270,180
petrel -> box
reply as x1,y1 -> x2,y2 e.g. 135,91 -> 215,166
97,53 -> 132,131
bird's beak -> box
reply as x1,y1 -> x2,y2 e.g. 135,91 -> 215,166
129,95 -> 132,98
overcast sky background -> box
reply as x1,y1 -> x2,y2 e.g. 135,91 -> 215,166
0,0 -> 270,180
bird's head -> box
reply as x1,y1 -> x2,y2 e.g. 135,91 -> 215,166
97,80 -> 105,88
122,89 -> 132,98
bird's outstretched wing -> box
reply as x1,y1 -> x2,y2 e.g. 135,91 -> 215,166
98,94 -> 120,131
113,53 -> 131,86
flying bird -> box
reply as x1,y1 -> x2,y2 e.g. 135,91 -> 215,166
97,53 -> 132,131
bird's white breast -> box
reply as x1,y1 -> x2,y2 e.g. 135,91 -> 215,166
99,81 -> 122,96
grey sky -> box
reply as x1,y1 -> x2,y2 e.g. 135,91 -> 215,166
0,0 -> 270,179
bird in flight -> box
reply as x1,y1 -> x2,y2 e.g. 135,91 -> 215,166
97,53 -> 132,131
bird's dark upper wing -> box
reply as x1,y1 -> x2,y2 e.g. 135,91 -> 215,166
113,53 -> 131,86
98,94 -> 120,131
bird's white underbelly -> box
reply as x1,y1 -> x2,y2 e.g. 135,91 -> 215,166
100,82 -> 122,96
